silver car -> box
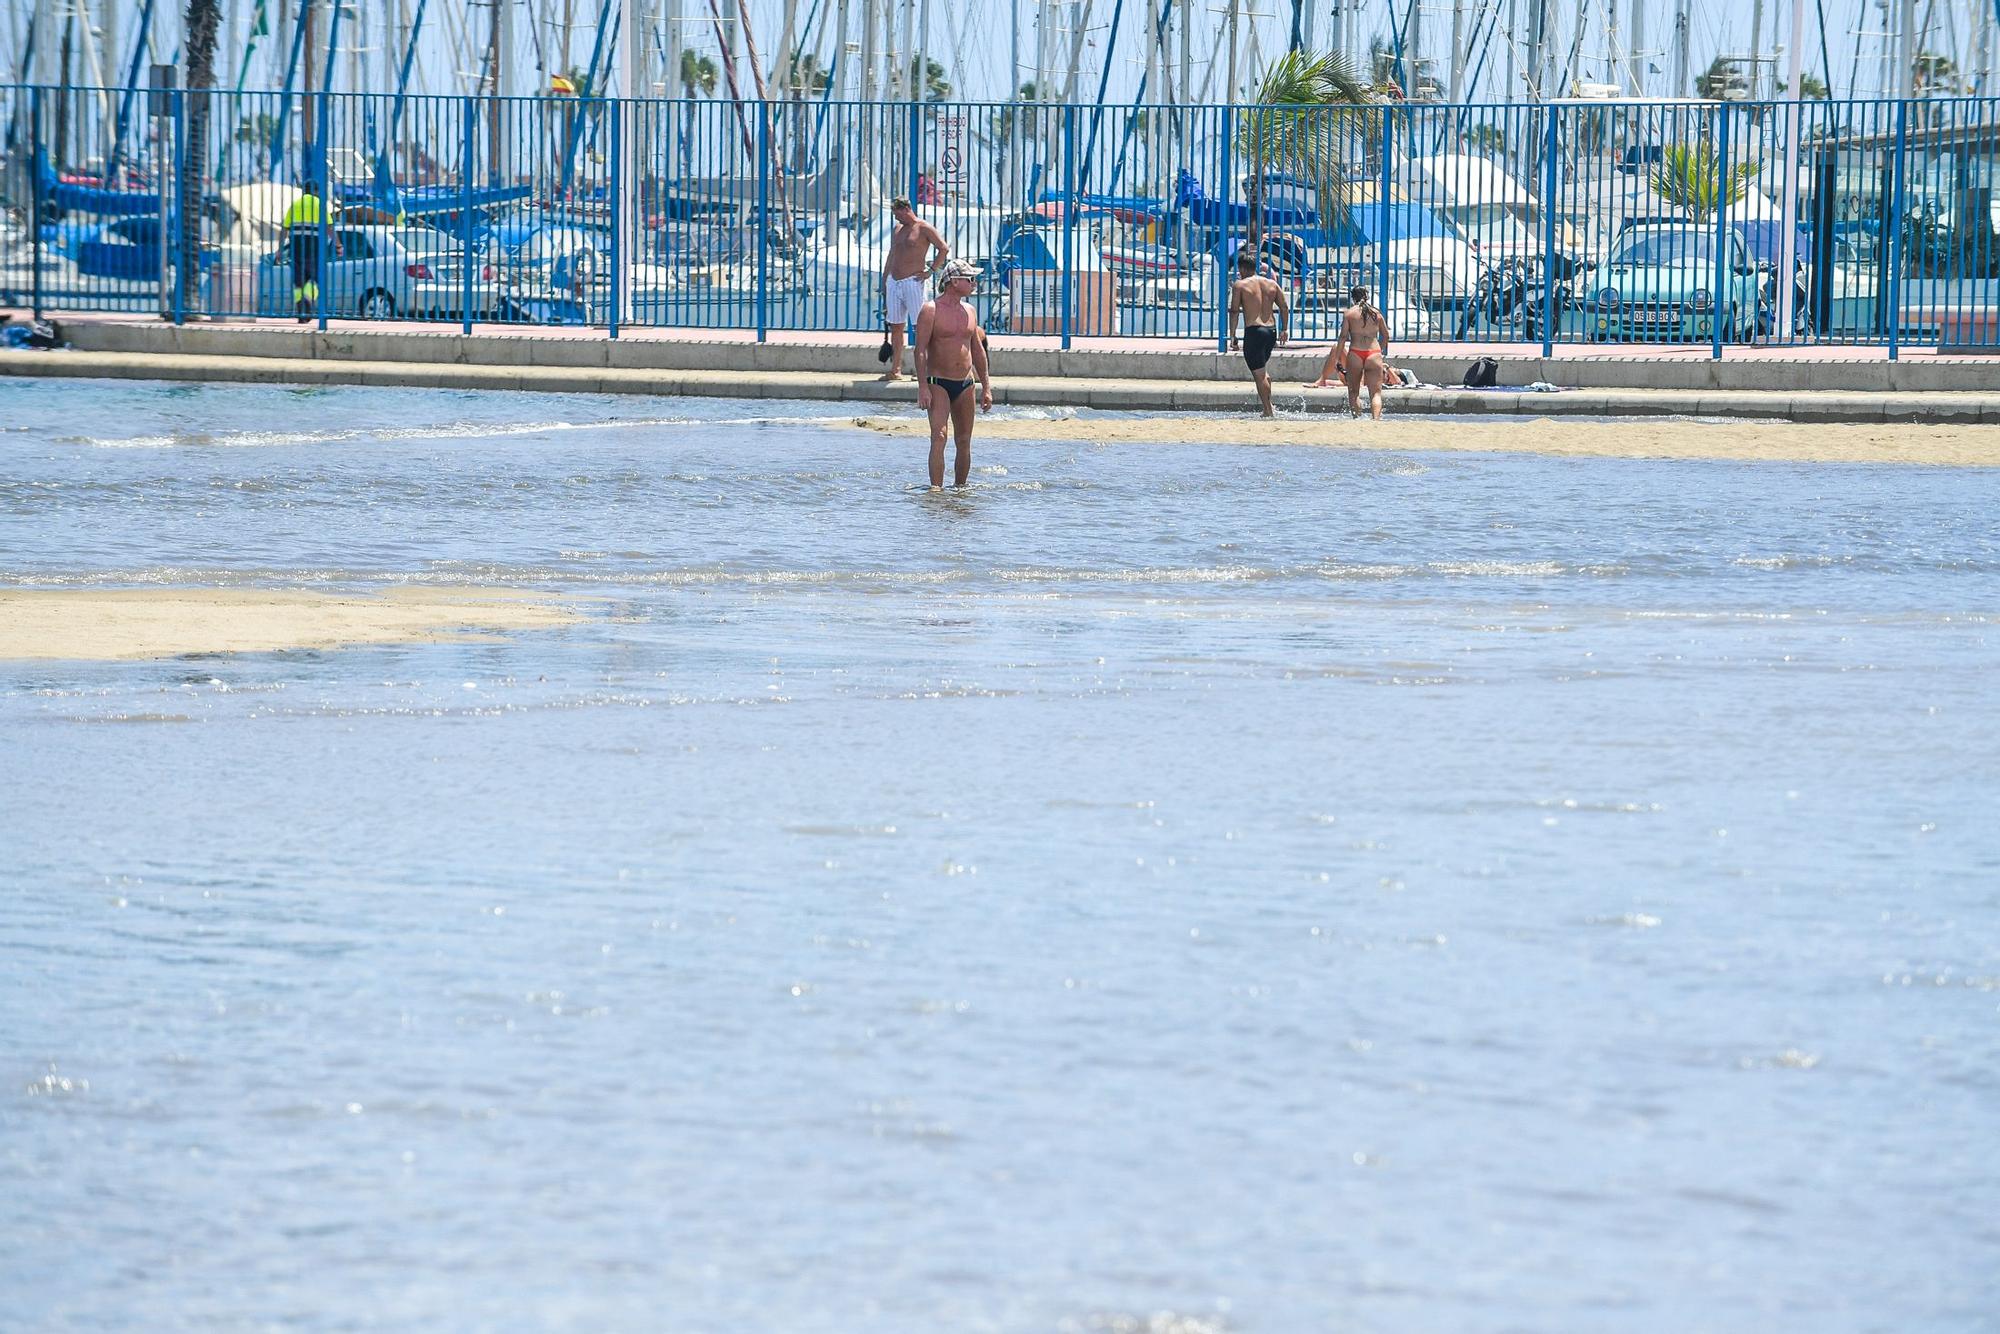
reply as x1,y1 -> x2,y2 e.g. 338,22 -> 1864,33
258,223 -> 498,321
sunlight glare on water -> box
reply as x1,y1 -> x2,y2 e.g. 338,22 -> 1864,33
2,378 -> 1996,1332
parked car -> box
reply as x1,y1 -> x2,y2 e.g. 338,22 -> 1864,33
1568,224 -> 1763,342
74,215 -> 219,281
256,223 -> 497,320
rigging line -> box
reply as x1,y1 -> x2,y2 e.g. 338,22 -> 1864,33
1077,0 -> 1129,193
1455,0 -> 1503,146
698,0 -> 758,166
1389,0 -> 1416,94
1559,0 -> 1590,96
1811,0 -> 1832,93
1107,0 -> 1176,194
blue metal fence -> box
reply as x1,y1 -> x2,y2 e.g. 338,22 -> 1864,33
4,82 -> 1999,353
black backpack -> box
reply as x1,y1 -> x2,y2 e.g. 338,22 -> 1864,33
1463,356 -> 1499,388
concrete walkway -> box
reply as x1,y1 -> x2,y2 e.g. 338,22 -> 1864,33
13,345 -> 2000,422
3,314 -> 1995,420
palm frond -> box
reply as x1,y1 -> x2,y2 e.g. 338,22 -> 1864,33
1233,48 -> 1378,246
1651,142 -> 1760,219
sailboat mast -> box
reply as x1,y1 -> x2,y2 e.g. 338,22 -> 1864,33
1672,0 -> 1688,95
1225,0 -> 1239,103
1448,0 -> 1467,102
1750,0 -> 1766,97
1896,0 -> 1916,96
897,0 -> 913,99
1034,0 -> 1048,98
1627,0 -> 1645,96
663,0 -> 681,95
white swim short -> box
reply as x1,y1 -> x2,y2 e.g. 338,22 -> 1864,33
884,274 -> 928,326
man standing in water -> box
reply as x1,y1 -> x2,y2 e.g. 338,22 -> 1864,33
1227,251 -> 1290,417
914,260 -> 993,488
880,197 -> 949,382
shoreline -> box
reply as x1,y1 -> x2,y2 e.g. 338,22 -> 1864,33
0,587 -> 581,662
8,345 -> 2000,427
847,413 -> 2000,467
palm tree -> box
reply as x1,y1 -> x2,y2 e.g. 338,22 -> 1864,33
1651,142 -> 1759,221
786,54 -> 833,98
1799,72 -> 1830,99
907,56 -> 951,104
180,0 -> 220,313
1914,51 -> 1964,95
991,81 -> 1052,152
1466,122 -> 1508,156
1694,56 -> 1748,101
679,50 -> 719,99
1234,49 -> 1377,253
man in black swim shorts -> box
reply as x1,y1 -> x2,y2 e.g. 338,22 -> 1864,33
1228,251 -> 1290,417
914,259 -> 993,488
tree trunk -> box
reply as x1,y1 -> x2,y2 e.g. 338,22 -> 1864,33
180,0 -> 221,316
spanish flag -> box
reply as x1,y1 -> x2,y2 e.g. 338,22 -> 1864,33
550,74 -> 577,95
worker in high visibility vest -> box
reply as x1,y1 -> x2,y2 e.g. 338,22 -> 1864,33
281,186 -> 336,322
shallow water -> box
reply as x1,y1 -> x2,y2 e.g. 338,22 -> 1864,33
3,378 -> 1997,1332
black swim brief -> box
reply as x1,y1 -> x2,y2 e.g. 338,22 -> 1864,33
927,375 -> 977,401
1242,324 -> 1277,371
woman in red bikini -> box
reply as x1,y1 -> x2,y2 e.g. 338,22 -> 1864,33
1338,286 -> 1390,420
1306,286 -> 1390,420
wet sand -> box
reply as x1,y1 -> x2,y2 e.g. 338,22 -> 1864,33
848,414 -> 2000,467
0,586 -> 580,662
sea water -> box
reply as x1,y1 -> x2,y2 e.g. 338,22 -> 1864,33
2,378 -> 1995,1332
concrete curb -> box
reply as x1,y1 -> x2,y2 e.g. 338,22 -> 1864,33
13,346 -> 2000,423
37,317 -> 2000,394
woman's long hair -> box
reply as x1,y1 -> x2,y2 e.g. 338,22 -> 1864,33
1348,286 -> 1383,331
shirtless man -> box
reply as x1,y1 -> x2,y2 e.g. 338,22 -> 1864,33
913,260 -> 993,488
880,197 -> 949,382
1227,252 -> 1289,417
1308,286 -> 1390,419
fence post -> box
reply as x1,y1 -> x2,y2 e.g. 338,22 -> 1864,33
1216,103 -> 1233,354
609,98 -> 622,339
461,98 -> 475,335
1061,103 -> 1076,351
30,87 -> 44,320
316,88 -> 331,333
1886,99 -> 1908,361
172,88 -> 187,326
1378,104 -> 1392,335
755,100 -> 770,342
1540,104 -> 1558,359
1712,102 -> 1731,361
907,96 -> 922,213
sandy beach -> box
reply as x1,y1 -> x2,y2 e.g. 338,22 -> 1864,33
0,586 -> 580,661
848,414 -> 2000,466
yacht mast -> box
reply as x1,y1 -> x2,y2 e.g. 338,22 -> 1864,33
1448,0 -> 1467,102
1626,0 -> 1645,96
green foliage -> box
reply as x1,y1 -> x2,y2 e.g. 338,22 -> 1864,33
1651,141 -> 1760,220
1694,56 -> 1747,101
1234,49 -> 1379,246
1914,51 -> 1964,95
234,110 -> 278,145
907,56 -> 951,103
1799,71 -> 1830,100
679,50 -> 718,98
786,54 -> 833,97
